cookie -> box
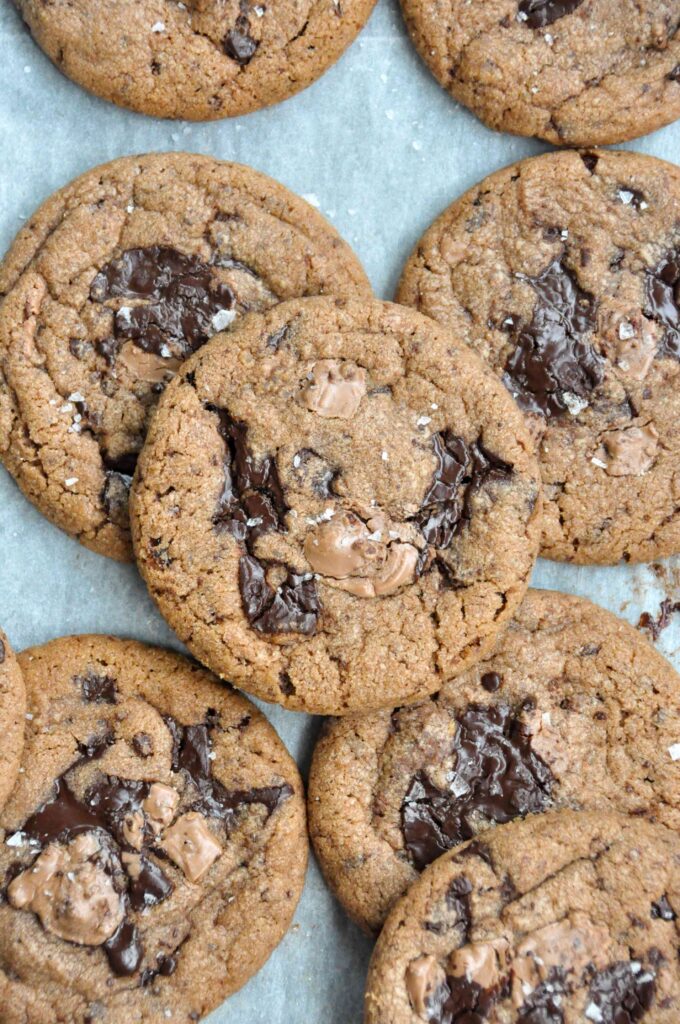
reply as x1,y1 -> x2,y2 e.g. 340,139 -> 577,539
0,152 -> 370,562
0,629 -> 26,813
398,149 -> 680,565
0,635 -> 307,1023
308,588 -> 680,933
365,810 -> 680,1024
130,296 -> 541,716
16,0 -> 377,120
399,0 -> 680,146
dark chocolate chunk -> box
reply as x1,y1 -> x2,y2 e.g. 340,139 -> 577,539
127,856 -> 174,911
651,894 -> 676,921
481,672 -> 501,692
517,0 -> 585,29
401,703 -> 553,870
645,248 -> 680,359
208,405 -> 287,540
581,153 -> 599,174
587,962 -> 655,1024
503,258 -> 602,417
668,64 -> 680,82
90,246 -> 235,358
0,638 -> 5,664
141,952 -> 178,987
425,973 -> 501,1024
414,433 -> 513,548
164,713 -> 293,825
446,875 -> 473,941
517,968 -> 566,1023
618,187 -> 647,211
224,28 -> 259,64
239,555 -> 320,636
132,733 -> 154,758
103,918 -> 143,976
76,671 -> 118,704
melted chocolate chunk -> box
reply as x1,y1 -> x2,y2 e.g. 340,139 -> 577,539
517,0 -> 585,28
651,895 -> 676,921
164,714 -> 293,825
239,556 -> 320,636
503,258 -> 602,416
587,962 -> 655,1024
645,248 -> 680,359
481,672 -> 501,693
208,405 -> 287,540
77,671 -> 118,704
104,919 -> 143,976
90,246 -> 235,359
414,433 -> 513,548
456,839 -> 493,866
401,703 -> 553,870
141,952 -> 178,987
206,403 -> 320,635
128,856 -> 174,911
517,969 -> 566,1024
17,730 -> 177,977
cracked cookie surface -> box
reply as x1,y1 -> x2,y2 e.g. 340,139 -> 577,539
398,150 -> 680,564
399,0 -> 680,145
309,588 -> 680,933
130,296 -> 541,715
0,629 -> 25,814
16,0 -> 377,120
0,152 -> 370,561
0,635 -> 307,1024
365,810 -> 680,1024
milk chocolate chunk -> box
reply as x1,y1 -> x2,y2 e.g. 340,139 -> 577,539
161,812 -> 223,883
299,359 -> 367,419
401,704 -> 553,869
517,0 -> 585,29
645,247 -> 680,359
503,259 -> 602,417
90,246 -> 235,360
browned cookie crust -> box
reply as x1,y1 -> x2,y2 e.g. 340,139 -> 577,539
16,0 -> 377,120
130,297 -> 541,716
365,811 -> 680,1024
0,629 -> 25,813
0,636 -> 307,1023
399,0 -> 680,146
309,589 -> 680,934
0,152 -> 370,561
398,149 -> 680,565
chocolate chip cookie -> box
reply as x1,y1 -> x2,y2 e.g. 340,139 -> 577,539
0,629 -> 25,813
0,152 -> 370,562
309,588 -> 680,934
16,0 -> 377,120
398,149 -> 680,564
130,296 -> 541,715
399,0 -> 680,145
0,635 -> 307,1023
365,810 -> 680,1024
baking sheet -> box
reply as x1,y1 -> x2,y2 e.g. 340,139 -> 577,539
1,1 -> 679,1020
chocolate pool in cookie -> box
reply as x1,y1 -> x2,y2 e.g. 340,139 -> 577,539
131,297 -> 541,715
0,152 -> 370,561
309,589 -> 680,932
0,636 -> 307,1023
399,150 -> 680,564
365,810 -> 680,1024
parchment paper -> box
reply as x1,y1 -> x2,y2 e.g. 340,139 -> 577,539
1,1 -> 679,1019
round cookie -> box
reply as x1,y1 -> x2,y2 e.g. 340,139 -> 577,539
365,810 -> 680,1024
398,149 -> 680,564
0,629 -> 26,813
131,296 -> 542,716
0,152 -> 370,562
0,636 -> 307,1023
309,588 -> 680,934
399,0 -> 680,146
16,0 -> 377,120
